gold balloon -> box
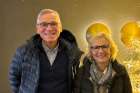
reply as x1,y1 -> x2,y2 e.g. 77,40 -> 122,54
120,21 -> 140,48
121,22 -> 140,93
86,23 -> 111,43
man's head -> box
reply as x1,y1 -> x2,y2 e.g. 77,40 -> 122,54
36,9 -> 62,44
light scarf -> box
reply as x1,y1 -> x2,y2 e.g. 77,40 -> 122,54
90,61 -> 112,93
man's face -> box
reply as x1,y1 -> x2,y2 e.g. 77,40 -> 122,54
90,37 -> 111,64
36,13 -> 62,43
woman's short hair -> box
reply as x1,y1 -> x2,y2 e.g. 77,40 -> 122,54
86,23 -> 118,60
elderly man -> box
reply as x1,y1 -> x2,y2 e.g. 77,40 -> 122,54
9,9 -> 82,93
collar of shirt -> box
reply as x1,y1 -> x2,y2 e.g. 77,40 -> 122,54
103,67 -> 108,75
42,41 -> 59,53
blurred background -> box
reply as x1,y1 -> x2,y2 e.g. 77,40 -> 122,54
1,0 -> 140,92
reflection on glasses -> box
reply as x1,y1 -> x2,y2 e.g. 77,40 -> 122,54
38,22 -> 58,28
90,45 -> 110,51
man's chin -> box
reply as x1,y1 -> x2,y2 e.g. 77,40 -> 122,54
45,39 -> 58,43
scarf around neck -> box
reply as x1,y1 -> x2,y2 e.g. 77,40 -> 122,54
90,60 -> 113,93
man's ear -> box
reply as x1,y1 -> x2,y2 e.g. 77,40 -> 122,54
36,25 -> 40,34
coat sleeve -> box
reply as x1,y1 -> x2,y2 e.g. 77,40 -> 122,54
123,68 -> 132,93
9,47 -> 25,93
74,66 -> 84,93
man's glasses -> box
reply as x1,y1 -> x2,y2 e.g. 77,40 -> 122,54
90,44 -> 110,51
37,22 -> 58,28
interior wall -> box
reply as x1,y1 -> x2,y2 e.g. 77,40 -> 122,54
0,1 -> 7,93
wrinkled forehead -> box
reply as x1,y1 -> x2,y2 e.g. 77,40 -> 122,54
37,12 -> 60,24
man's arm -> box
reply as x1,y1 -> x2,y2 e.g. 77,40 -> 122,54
9,47 -> 25,93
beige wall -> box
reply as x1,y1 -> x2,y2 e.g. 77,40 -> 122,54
1,0 -> 140,92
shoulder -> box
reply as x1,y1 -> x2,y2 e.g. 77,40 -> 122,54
60,29 -> 81,52
16,41 -> 33,53
14,35 -> 37,57
83,57 -> 92,66
79,57 -> 91,71
60,38 -> 83,60
112,60 -> 128,76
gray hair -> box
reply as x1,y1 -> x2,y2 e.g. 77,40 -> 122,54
36,9 -> 61,24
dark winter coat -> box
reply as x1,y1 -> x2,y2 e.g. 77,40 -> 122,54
74,58 -> 132,93
9,30 -> 83,93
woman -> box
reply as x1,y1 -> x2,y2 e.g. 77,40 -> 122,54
74,23 -> 132,93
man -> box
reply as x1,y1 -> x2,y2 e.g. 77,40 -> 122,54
9,9 -> 83,93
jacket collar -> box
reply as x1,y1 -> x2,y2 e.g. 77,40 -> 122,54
28,33 -> 83,64
84,58 -> 127,77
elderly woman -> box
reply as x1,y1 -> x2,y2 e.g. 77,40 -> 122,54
74,23 -> 132,93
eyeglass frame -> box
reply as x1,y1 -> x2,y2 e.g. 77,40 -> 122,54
90,44 -> 110,52
37,21 -> 58,28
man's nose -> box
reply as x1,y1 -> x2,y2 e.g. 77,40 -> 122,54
45,25 -> 53,30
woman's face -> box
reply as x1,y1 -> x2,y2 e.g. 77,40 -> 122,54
90,37 -> 111,65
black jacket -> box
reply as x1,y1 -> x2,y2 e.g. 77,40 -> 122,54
74,58 -> 132,93
9,30 -> 83,93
